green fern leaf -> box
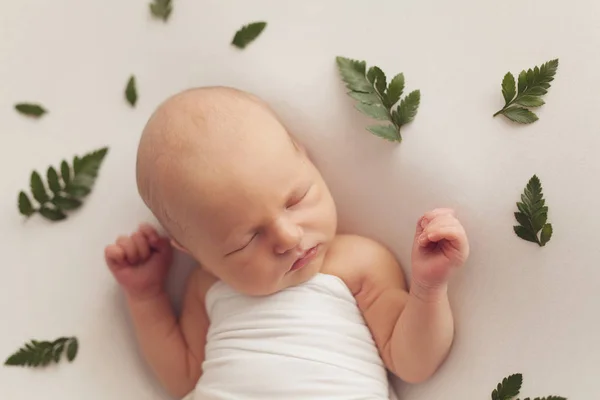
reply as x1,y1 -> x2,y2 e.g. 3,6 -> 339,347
336,56 -> 420,143
494,59 -> 558,123
125,76 -> 137,107
47,167 -> 62,194
18,191 -> 35,217
492,373 -> 522,400
17,147 -> 108,221
149,0 -> 172,22
15,103 -> 47,118
386,73 -> 405,107
5,337 -> 78,368
513,175 -> 552,246
232,22 -> 267,49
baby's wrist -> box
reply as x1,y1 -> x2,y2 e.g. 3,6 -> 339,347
409,279 -> 449,304
124,286 -> 167,304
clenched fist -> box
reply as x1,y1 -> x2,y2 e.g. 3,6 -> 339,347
104,224 -> 173,300
411,208 -> 469,296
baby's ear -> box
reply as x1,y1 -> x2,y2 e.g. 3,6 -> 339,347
170,239 -> 190,254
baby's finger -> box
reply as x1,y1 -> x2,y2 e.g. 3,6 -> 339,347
420,208 -> 456,229
427,226 -> 464,243
415,216 -> 426,236
139,224 -> 160,246
105,245 -> 126,271
116,235 -> 140,265
424,208 -> 455,220
132,232 -> 151,260
424,214 -> 458,232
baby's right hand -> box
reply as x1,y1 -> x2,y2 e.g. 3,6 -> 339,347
104,224 -> 173,301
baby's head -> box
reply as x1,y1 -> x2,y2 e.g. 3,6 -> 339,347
137,87 -> 337,295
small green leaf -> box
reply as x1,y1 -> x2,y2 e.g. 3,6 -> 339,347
518,71 -> 527,94
336,57 -> 420,142
60,147 -> 108,200
15,103 -> 47,118
514,212 -> 532,230
367,125 -> 400,142
495,59 -> 558,123
65,185 -> 91,198
515,95 -> 545,107
514,175 -> 552,247
66,338 -> 78,362
531,210 -> 548,232
491,373 -> 522,400
125,76 -> 137,107
501,107 -> 538,124
52,195 -> 82,211
514,226 -> 539,244
39,206 -> 66,221
5,337 -> 78,368
47,167 -> 61,194
30,171 -> 49,204
355,103 -> 389,120
526,68 -> 535,86
68,147 -> 108,190
336,57 -> 373,93
149,0 -> 172,22
52,343 -> 65,363
395,90 -> 421,126
367,66 -> 387,95
516,201 -> 528,215
387,73 -> 405,106
18,192 -> 35,217
502,72 -> 516,105
70,174 -> 95,191
60,160 -> 71,185
526,87 -> 548,96
540,224 -> 553,246
232,22 -> 267,49
348,91 -> 382,105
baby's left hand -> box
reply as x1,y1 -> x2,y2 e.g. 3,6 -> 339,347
411,208 -> 469,292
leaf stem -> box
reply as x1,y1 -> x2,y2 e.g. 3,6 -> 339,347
494,87 -> 535,117
494,99 -> 516,117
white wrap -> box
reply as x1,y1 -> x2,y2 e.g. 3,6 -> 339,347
186,273 -> 396,399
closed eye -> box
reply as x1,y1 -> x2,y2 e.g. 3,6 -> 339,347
287,185 -> 312,208
226,233 -> 258,256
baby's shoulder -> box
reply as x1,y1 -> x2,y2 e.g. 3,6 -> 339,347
326,234 -> 390,259
323,235 -> 405,294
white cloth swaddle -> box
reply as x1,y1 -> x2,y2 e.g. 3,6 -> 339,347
186,273 -> 398,400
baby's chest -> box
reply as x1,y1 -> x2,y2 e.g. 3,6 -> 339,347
206,274 -> 370,345
204,275 -> 384,374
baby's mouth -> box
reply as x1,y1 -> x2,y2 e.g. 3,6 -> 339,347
289,245 -> 319,272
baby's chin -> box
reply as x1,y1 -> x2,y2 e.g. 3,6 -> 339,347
236,255 -> 325,297
279,251 -> 326,290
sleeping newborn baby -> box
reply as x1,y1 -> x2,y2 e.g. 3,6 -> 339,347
104,87 -> 470,399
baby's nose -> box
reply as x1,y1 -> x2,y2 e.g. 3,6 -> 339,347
272,218 -> 303,255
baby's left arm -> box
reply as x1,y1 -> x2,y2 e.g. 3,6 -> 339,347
340,208 -> 469,383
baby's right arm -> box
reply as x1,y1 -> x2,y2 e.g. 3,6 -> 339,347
104,224 -> 212,397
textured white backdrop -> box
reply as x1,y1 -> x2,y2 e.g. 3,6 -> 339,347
1,1 -> 599,399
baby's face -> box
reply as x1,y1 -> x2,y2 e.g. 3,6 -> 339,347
173,133 -> 337,296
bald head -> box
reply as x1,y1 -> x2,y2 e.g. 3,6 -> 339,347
136,86 -> 298,237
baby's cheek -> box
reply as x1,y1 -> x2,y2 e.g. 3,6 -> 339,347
233,259 -> 275,293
